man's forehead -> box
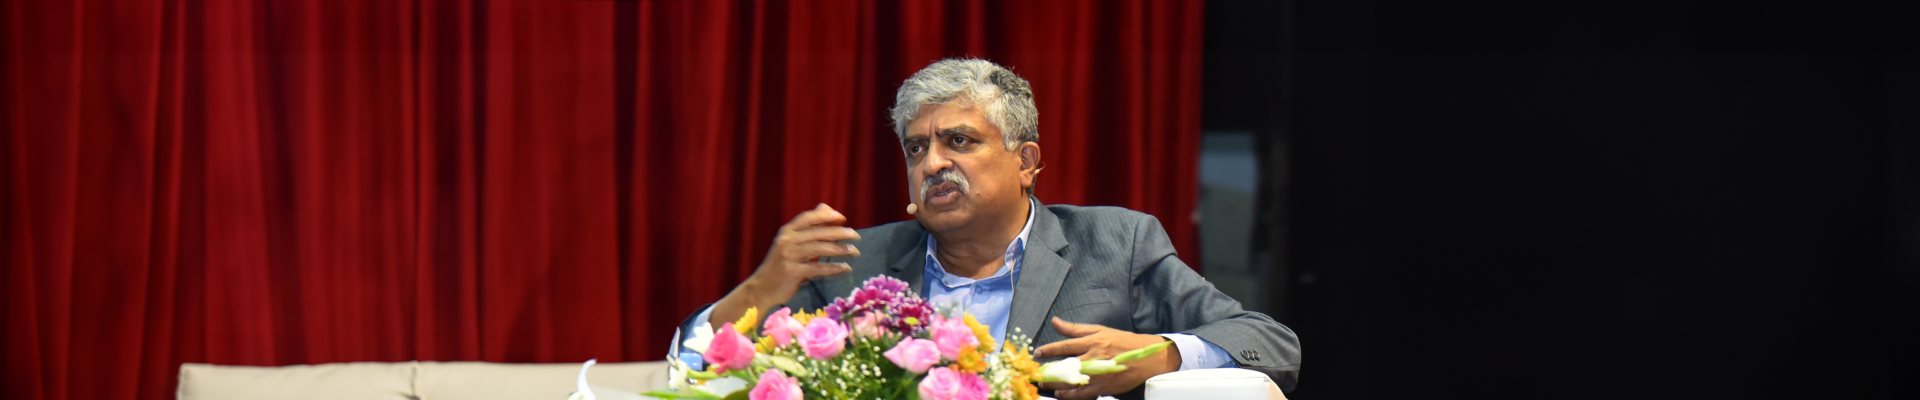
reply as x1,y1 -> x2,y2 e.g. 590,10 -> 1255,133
906,106 -> 996,138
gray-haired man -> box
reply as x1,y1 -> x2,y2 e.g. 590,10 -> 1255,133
675,59 -> 1300,399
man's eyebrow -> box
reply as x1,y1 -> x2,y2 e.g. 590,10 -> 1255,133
903,125 -> 978,146
936,125 -> 978,137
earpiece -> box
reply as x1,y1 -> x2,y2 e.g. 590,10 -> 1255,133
906,203 -> 918,214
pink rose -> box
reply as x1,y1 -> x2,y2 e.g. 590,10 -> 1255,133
928,315 -> 979,361
883,338 -> 942,373
762,307 -> 804,347
749,369 -> 802,400
917,366 -> 990,400
850,313 -> 887,339
796,317 -> 848,359
704,322 -> 756,372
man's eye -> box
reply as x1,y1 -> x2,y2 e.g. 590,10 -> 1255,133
949,136 -> 968,146
907,144 -> 924,154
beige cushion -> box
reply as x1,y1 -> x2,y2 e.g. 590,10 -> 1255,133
590,385 -> 660,400
176,362 -> 416,400
1144,368 -> 1288,400
415,361 -> 671,400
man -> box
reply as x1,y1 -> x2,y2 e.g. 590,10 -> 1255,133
673,59 -> 1299,399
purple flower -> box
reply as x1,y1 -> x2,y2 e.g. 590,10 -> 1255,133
863,275 -> 910,294
889,301 -> 935,333
822,276 -> 936,336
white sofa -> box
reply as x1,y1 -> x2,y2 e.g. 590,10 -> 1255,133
176,360 -> 671,400
177,360 -> 1285,400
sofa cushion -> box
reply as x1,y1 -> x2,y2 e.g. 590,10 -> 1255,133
1144,367 -> 1288,400
415,361 -> 670,400
176,362 -> 416,400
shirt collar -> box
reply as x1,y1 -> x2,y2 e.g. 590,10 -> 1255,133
926,198 -> 1038,283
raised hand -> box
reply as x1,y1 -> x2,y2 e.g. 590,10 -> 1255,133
710,203 -> 862,327
1033,317 -> 1183,400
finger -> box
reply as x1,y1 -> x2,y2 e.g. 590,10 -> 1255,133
786,226 -> 860,244
784,204 -> 847,230
1051,317 -> 1107,337
795,241 -> 862,260
1033,337 -> 1093,359
1053,385 -> 1100,400
1036,382 -> 1083,391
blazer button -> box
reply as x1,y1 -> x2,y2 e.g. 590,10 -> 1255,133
1240,350 -> 1261,362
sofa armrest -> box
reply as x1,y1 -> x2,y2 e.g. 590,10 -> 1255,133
416,361 -> 671,400
176,362 -> 417,400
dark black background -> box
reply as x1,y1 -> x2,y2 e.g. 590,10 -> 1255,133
1204,1 -> 1917,398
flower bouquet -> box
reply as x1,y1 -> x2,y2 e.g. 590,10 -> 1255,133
643,276 -> 1167,400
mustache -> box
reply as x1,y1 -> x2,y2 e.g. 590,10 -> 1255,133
918,169 -> 970,203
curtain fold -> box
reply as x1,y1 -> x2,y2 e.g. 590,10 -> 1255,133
0,1 -> 1203,399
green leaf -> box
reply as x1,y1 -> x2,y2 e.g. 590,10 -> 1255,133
639,388 -> 723,400
722,390 -> 750,400
1080,359 -> 1129,375
1110,340 -> 1172,364
766,355 -> 810,378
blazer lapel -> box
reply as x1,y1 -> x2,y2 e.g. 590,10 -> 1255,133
887,229 -> 930,296
1009,198 -> 1072,342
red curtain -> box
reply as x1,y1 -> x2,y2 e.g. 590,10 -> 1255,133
0,1 -> 1202,399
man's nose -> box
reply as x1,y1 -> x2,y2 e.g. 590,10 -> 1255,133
920,145 -> 954,174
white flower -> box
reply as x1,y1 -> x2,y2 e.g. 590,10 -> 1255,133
567,359 -> 597,400
1038,358 -> 1090,385
682,322 -> 715,354
667,359 -> 689,390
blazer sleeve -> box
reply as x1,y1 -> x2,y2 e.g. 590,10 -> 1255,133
1128,215 -> 1302,391
784,278 -> 829,312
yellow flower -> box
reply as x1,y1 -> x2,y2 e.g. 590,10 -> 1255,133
1013,380 -> 1040,400
1005,341 -> 1041,381
962,314 -> 995,352
793,309 -> 824,326
1002,342 -> 1043,400
755,335 -> 778,354
956,346 -> 988,374
734,307 -> 760,334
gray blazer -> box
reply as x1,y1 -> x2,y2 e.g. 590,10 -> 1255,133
681,199 -> 1301,392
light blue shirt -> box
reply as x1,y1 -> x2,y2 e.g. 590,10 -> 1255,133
673,199 -> 1236,371
918,200 -> 1030,345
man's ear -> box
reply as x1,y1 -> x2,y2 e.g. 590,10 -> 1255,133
1018,142 -> 1042,189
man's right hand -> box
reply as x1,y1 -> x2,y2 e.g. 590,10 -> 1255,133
709,203 -> 861,328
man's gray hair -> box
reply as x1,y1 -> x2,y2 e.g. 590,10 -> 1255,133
890,59 -> 1038,151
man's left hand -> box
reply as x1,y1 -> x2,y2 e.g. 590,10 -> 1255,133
1032,317 -> 1182,400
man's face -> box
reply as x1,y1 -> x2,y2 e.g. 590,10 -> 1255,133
901,104 -> 1032,233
